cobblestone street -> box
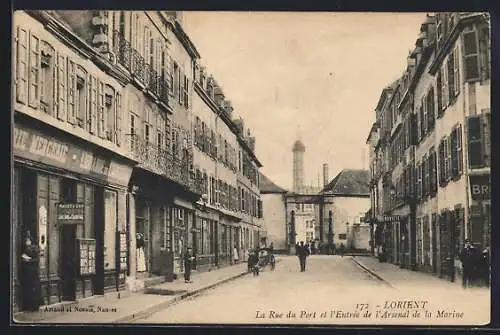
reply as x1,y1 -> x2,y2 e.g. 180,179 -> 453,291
137,255 -> 490,325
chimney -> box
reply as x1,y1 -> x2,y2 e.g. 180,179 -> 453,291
233,117 -> 244,136
214,85 -> 224,107
322,163 -> 328,187
222,100 -> 233,117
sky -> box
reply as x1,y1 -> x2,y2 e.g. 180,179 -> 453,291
182,12 -> 428,190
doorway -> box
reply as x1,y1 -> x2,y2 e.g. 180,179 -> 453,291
61,224 -> 77,301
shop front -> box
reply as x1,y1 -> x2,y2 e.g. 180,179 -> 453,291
194,208 -> 218,271
468,174 -> 491,250
13,121 -> 134,312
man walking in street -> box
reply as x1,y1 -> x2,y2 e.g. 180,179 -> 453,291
184,247 -> 195,283
297,241 -> 310,272
459,239 -> 476,288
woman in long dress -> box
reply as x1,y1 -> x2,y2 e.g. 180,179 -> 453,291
136,233 -> 147,272
233,246 -> 239,264
20,230 -> 41,311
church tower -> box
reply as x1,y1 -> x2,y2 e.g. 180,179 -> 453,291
292,138 -> 305,193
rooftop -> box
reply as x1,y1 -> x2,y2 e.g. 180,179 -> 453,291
320,169 -> 370,196
259,173 -> 288,194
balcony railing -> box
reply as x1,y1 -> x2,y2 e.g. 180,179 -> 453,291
112,30 -> 169,105
127,134 -> 202,195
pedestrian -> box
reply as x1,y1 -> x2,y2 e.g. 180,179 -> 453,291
338,243 -> 345,257
459,239 -> 475,288
233,245 -> 239,264
20,230 -> 42,311
478,248 -> 490,287
298,241 -> 310,272
184,247 -> 195,283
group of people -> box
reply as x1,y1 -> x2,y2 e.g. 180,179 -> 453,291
459,239 -> 490,288
247,246 -> 276,276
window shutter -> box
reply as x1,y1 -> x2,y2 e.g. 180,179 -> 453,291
446,137 -> 452,181
467,116 -> 483,168
16,26 -> 28,104
478,25 -> 491,81
419,105 -> 424,140
89,75 -> 98,134
436,71 -> 443,116
185,75 -> 189,108
482,113 -> 491,167
438,140 -> 445,186
450,127 -> 458,178
422,98 -> 427,137
57,54 -> 67,121
427,87 -> 435,131
463,29 -> 480,82
97,81 -> 105,138
447,54 -> 455,101
442,66 -> 449,108
67,58 -> 76,124
115,92 -> 122,146
28,32 -> 40,108
168,56 -> 174,95
453,48 -> 460,95
178,68 -> 183,105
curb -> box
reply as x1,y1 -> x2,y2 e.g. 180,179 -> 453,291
113,270 -> 250,323
350,256 -> 396,289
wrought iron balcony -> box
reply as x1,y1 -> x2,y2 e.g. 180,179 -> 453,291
112,30 -> 169,105
126,134 -> 201,195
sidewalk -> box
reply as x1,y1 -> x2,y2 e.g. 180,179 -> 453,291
14,262 -> 250,324
351,255 -> 489,292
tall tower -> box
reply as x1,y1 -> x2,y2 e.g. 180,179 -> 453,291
292,139 -> 306,193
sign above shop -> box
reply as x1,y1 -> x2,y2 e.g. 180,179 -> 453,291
469,175 -> 490,200
13,124 -> 132,187
374,215 -> 405,223
57,203 -> 85,225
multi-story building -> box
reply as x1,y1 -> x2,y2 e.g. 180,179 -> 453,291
12,10 -> 267,312
12,11 -> 137,311
367,12 -> 490,282
191,60 -> 264,267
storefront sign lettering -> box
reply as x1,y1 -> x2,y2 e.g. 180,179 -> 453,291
91,156 -> 110,176
13,127 -> 30,150
469,175 -> 490,200
29,134 -> 69,163
375,215 -> 404,223
57,203 -> 85,225
80,151 -> 93,170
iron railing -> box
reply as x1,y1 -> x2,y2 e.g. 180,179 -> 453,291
127,134 -> 202,195
112,30 -> 169,105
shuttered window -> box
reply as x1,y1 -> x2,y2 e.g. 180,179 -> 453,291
429,149 -> 438,196
40,42 -> 55,115
416,162 -> 422,200
178,68 -> 184,105
443,137 -> 450,182
16,27 -> 28,104
463,29 -> 480,81
89,75 -> 98,134
426,87 -> 435,132
441,65 -> 449,108
479,25 -> 491,81
29,32 -> 40,108
447,52 -> 455,102
183,74 -> 189,108
453,48 -> 460,95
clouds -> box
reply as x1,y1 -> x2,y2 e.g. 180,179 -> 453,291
183,12 -> 427,189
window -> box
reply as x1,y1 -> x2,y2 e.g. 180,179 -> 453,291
463,29 -> 480,81
157,131 -> 163,151
40,42 -> 54,114
75,67 -> 87,128
444,137 -> 452,181
29,33 -> 40,108
438,139 -> 446,186
241,188 -> 245,211
194,117 -> 199,147
129,113 -> 136,151
416,161 -> 422,200
429,149 -> 437,196
450,125 -> 463,179
15,27 -> 28,104
339,234 -> 347,240
105,85 -> 115,142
